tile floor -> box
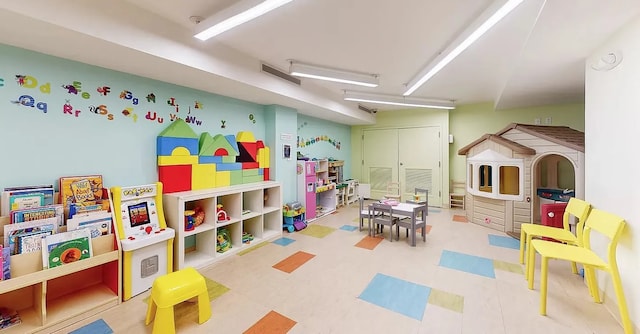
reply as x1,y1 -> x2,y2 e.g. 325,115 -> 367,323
58,202 -> 626,334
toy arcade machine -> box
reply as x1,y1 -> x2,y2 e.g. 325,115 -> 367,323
111,182 -> 175,301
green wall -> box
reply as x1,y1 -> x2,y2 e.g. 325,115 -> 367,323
449,102 -> 585,182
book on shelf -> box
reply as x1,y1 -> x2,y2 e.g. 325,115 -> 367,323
1,184 -> 54,216
41,229 -> 93,269
69,202 -> 106,219
59,175 -> 104,219
10,204 -> 65,227
3,217 -> 58,255
66,211 -> 112,238
0,246 -> 10,280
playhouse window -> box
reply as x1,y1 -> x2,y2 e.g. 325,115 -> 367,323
499,166 -> 520,195
479,165 -> 492,192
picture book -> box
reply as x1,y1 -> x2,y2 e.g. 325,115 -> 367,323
4,217 -> 58,255
66,211 -> 112,238
41,229 -> 92,269
59,175 -> 104,219
0,246 -> 10,280
17,230 -> 53,254
1,184 -> 54,216
69,202 -> 106,218
11,204 -> 64,227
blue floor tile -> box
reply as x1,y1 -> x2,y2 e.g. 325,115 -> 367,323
340,225 -> 358,231
439,250 -> 495,278
488,234 -> 520,250
69,319 -> 113,334
359,273 -> 431,320
272,237 -> 296,246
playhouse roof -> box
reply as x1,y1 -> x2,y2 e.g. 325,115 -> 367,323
458,123 -> 585,155
458,134 -> 536,155
495,123 -> 585,152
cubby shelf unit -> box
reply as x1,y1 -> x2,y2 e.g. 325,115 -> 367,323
0,217 -> 121,334
163,181 -> 282,270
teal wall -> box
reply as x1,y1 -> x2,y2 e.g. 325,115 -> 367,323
0,43 -> 267,191
265,105 -> 298,203
297,115 -> 352,180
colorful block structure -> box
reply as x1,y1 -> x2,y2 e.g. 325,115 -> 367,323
157,119 -> 271,193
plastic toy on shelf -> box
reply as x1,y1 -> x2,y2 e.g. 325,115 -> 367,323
217,204 -> 229,221
283,201 -> 306,233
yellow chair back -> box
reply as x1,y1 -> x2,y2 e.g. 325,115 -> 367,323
564,197 -> 591,244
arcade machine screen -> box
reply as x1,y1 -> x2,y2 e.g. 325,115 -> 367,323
128,202 -> 151,228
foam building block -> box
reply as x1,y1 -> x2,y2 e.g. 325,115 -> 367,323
157,119 -> 199,156
263,168 -> 270,181
224,135 -> 239,155
237,142 -> 258,163
257,147 -> 270,168
209,134 -> 239,165
230,170 -> 243,185
158,152 -> 198,166
192,164 -> 216,190
216,171 -> 231,187
236,131 -> 256,143
198,156 -> 223,164
216,163 -> 243,171
158,165 -> 192,193
243,169 -> 259,176
157,137 -> 199,157
242,162 -> 260,169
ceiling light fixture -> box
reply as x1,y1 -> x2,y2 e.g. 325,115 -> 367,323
403,0 -> 524,96
289,61 -> 379,87
344,91 -> 455,110
194,0 -> 294,41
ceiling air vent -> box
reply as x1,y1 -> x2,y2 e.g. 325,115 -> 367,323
358,104 -> 377,114
261,63 -> 301,85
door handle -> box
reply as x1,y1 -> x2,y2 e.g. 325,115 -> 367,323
400,162 -> 403,166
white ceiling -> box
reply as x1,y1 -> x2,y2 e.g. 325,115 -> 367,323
1,1 -> 638,125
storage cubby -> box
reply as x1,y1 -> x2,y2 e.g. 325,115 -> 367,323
263,211 -> 282,237
163,181 -> 282,270
263,186 -> 281,214
243,216 -> 262,240
217,193 -> 241,224
0,217 -> 121,334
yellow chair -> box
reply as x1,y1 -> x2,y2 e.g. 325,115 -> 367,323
145,267 -> 212,334
519,197 -> 591,277
527,209 -> 632,334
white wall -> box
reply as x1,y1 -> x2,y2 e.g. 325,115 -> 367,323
585,15 -> 640,330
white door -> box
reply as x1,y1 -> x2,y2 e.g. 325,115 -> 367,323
399,126 -> 441,207
362,129 -> 398,200
362,127 -> 442,206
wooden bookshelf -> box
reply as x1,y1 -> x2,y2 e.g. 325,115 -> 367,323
0,216 -> 121,334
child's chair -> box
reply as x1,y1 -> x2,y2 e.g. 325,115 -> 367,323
519,197 -> 591,277
527,209 -> 632,334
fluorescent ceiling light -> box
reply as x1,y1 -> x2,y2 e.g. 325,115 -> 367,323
344,91 -> 455,110
194,0 -> 294,41
403,0 -> 524,96
289,61 -> 379,87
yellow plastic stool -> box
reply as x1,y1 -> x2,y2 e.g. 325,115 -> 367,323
145,267 -> 211,334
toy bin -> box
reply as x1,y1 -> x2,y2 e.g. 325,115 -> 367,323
541,202 -> 568,242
